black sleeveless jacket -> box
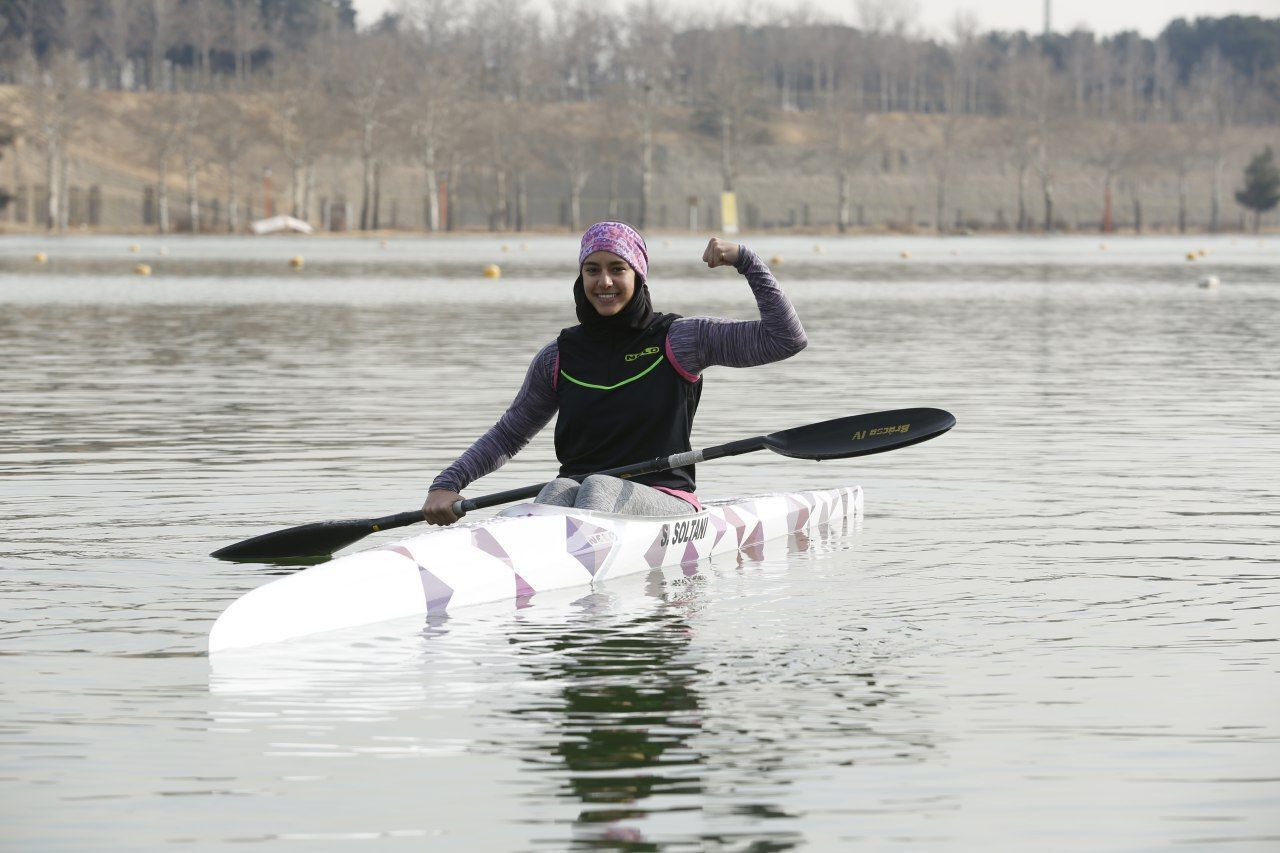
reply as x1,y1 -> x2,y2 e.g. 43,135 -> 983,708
554,314 -> 702,492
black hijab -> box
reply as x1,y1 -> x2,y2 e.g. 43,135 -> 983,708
572,272 -> 658,337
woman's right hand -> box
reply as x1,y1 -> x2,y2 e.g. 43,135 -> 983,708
423,489 -> 464,526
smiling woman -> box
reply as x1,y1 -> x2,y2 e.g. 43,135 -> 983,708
580,251 -> 636,316
422,220 -> 809,523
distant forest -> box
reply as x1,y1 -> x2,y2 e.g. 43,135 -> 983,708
1,0 -> 1278,232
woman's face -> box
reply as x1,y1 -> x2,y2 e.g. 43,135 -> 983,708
581,251 -> 636,316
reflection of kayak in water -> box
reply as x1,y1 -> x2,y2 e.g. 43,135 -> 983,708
208,486 -> 863,654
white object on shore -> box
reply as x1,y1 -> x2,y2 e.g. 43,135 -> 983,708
249,215 -> 315,235
209,486 -> 863,652
1198,275 -> 1220,289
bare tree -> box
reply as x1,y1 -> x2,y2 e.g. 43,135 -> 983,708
207,93 -> 252,232
136,93 -> 184,232
177,91 -> 205,231
1026,53 -> 1067,231
538,107 -> 599,230
333,31 -> 404,230
619,0 -> 676,228
404,0 -> 467,232
27,51 -> 86,231
1191,48 -> 1240,233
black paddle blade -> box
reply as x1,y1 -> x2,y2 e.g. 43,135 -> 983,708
764,407 -> 955,460
210,519 -> 378,561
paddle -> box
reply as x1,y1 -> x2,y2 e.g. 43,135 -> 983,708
211,407 -> 955,561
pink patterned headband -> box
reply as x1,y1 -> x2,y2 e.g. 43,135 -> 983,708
578,221 -> 648,281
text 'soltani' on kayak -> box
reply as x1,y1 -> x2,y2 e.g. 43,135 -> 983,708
660,517 -> 709,547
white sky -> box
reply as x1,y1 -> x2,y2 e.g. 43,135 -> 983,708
352,0 -> 1280,39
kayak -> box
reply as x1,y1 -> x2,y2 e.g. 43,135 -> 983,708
209,485 -> 862,653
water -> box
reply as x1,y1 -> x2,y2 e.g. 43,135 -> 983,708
2,233 -> 1277,850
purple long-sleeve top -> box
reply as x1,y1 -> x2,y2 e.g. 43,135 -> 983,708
430,246 -> 806,494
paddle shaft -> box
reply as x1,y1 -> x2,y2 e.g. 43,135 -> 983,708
212,408 -> 954,560
450,435 -> 768,517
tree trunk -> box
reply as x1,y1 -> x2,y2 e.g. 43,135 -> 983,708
836,170 -> 850,234
720,111 -> 735,193
935,169 -> 947,234
57,143 -> 70,231
1209,153 -> 1223,233
186,157 -> 198,233
1016,163 -> 1029,232
304,162 -> 316,223
569,178 -> 581,231
493,169 -> 507,231
227,161 -> 239,233
1102,179 -> 1113,233
516,171 -> 527,232
447,159 -> 461,232
1042,177 -> 1054,233
1177,172 -> 1187,234
45,134 -> 59,230
158,160 -> 170,234
359,117 -> 377,230
422,138 -> 439,232
291,159 -> 304,218
371,160 -> 381,231
639,104 -> 653,228
424,166 -> 440,232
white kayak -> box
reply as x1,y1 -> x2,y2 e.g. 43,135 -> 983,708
209,485 -> 863,653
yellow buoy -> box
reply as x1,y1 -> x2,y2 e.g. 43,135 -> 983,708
769,254 -> 783,266
289,255 -> 304,269
1185,252 -> 1197,261
33,252 -> 47,263
129,244 -> 141,253
501,244 -> 510,252
813,244 -> 823,253
483,264 -> 501,278
1198,249 -> 1208,257
900,250 -> 911,260
134,263 -> 152,276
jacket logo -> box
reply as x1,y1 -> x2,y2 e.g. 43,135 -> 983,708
624,346 -> 661,362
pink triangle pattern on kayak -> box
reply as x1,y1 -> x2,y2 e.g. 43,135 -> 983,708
681,540 -> 700,576
386,544 -> 454,614
566,516 -> 614,577
471,527 -> 535,599
710,513 -> 728,548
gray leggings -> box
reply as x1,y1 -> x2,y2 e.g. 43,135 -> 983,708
536,474 -> 694,516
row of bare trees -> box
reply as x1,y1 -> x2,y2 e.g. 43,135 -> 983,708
2,1 -> 1277,233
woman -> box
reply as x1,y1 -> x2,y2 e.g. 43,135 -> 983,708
423,221 -> 806,524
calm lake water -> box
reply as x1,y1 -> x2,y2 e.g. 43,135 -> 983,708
2,233 -> 1277,850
